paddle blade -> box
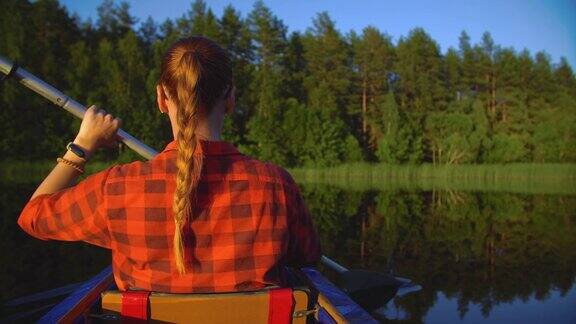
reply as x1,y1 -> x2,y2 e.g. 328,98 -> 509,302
338,270 -> 422,321
338,270 -> 414,293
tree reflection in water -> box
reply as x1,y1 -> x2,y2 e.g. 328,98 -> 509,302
299,184 -> 576,322
1,183 -> 574,322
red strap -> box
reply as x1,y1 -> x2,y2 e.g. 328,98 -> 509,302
268,288 -> 294,324
121,291 -> 150,323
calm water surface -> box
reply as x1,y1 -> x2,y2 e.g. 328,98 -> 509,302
1,181 -> 575,323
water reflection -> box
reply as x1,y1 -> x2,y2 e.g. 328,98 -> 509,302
1,182 -> 575,322
0,184 -> 109,307
299,184 -> 576,323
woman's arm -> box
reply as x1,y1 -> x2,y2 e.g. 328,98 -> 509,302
31,105 -> 120,199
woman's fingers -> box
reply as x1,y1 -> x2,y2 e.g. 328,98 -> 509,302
85,105 -> 97,118
112,117 -> 121,130
97,109 -> 107,120
76,104 -> 122,152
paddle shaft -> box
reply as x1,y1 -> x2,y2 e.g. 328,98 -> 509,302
0,54 -> 346,274
0,55 -> 157,159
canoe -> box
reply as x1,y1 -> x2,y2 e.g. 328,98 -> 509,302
37,266 -> 378,323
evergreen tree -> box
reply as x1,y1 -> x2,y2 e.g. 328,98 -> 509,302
0,0 -> 34,158
530,51 -> 556,104
554,57 -> 576,98
300,12 -> 362,164
96,0 -> 137,38
395,28 -> 446,114
458,30 -> 476,94
65,41 -> 95,103
283,32 -> 306,103
478,32 -> 497,116
246,0 -> 287,117
282,99 -> 350,167
303,12 -> 352,117
444,48 -> 462,101
243,1 -> 289,165
394,28 -> 446,162
218,5 -> 253,144
139,16 -> 158,45
352,26 -> 394,146
374,92 -> 414,163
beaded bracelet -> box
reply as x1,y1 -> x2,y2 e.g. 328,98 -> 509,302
57,157 -> 85,174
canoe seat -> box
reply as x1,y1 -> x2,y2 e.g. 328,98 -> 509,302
101,286 -> 318,323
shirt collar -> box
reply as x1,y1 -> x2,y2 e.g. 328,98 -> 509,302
162,139 -> 241,156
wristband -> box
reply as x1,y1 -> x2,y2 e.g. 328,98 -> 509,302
66,142 -> 88,161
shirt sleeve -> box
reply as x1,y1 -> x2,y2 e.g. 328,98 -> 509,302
17,167 -> 114,249
284,181 -> 322,268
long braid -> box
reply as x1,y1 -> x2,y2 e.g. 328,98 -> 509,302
172,52 -> 204,274
158,37 -> 233,274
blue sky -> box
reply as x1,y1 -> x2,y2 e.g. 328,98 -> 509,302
60,0 -> 576,68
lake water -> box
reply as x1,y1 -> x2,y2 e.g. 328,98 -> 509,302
1,181 -> 575,323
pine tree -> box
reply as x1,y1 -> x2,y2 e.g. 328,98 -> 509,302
244,1 -> 289,165
375,92 -> 411,163
394,28 -> 446,162
444,48 -> 462,101
352,26 -> 394,145
247,0 -> 287,117
458,30 -> 476,94
282,100 -> 350,167
300,12 -> 362,164
283,32 -> 306,102
530,51 -> 556,104
478,32 -> 497,116
554,57 -> 576,98
219,5 -> 253,144
395,28 -> 446,113
139,16 -> 158,45
303,12 -> 352,117
96,0 -> 137,39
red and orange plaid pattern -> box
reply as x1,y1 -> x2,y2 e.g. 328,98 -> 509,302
18,140 -> 321,293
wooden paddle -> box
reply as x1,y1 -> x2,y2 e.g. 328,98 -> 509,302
0,54 -> 418,296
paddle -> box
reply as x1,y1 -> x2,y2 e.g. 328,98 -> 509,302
0,55 -> 156,159
0,54 -> 418,296
321,256 -> 418,293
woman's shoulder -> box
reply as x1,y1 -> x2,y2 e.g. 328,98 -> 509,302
104,158 -> 161,180
237,155 -> 297,189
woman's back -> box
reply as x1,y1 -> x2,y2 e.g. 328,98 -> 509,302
19,139 -> 320,293
18,36 -> 320,294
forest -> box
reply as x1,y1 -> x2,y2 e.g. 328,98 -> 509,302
1,0 -> 575,167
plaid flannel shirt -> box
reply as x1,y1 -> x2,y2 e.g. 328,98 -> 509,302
18,140 -> 321,293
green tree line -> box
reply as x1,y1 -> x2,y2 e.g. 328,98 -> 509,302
1,0 -> 575,166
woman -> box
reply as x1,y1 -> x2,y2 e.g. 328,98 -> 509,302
18,36 -> 321,293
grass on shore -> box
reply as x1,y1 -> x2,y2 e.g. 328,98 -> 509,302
0,160 -> 114,184
289,162 -> 576,195
1,160 -> 575,195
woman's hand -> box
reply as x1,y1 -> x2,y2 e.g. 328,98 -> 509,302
73,105 -> 121,159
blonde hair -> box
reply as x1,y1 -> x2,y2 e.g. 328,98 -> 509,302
158,37 -> 233,274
